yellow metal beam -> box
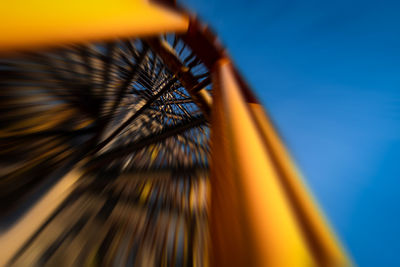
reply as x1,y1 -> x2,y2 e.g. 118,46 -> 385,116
249,103 -> 351,266
0,0 -> 189,52
209,58 -> 315,266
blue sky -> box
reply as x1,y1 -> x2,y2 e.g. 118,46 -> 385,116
180,0 -> 400,265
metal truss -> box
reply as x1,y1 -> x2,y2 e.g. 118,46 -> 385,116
0,1 -> 350,266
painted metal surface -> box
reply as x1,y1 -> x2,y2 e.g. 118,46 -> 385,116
0,1 -> 350,265
0,0 -> 188,52
209,59 -> 350,266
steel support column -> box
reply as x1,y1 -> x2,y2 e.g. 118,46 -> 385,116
209,58 -> 351,266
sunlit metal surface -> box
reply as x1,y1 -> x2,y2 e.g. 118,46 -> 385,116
0,1 -> 350,266
0,0 -> 189,52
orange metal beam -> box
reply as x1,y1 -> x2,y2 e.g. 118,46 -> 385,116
0,0 -> 189,53
228,61 -> 351,266
209,58 -> 351,266
210,58 -> 315,266
249,103 -> 351,266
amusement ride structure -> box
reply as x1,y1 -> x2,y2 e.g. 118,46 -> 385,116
0,1 -> 350,266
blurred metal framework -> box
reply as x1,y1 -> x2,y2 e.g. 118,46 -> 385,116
0,0 -> 350,266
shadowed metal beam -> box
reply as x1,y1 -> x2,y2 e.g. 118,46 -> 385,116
93,45 -> 151,145
0,127 -> 96,142
107,45 -> 150,119
192,77 -> 211,93
145,37 -> 212,118
88,115 -> 206,167
92,76 -> 178,154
